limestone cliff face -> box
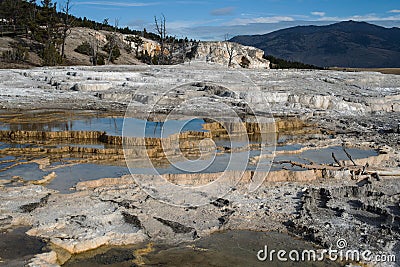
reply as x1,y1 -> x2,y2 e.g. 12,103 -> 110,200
66,28 -> 160,64
195,41 -> 270,69
139,39 -> 161,57
65,28 -> 269,68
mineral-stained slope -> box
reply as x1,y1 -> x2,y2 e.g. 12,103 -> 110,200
0,64 -> 399,266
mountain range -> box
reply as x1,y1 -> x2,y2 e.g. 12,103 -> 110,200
231,21 -> 400,68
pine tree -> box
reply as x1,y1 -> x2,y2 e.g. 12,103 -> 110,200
132,36 -> 144,57
37,0 -> 63,65
60,0 -> 73,59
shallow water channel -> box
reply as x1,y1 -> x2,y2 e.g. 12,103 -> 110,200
64,230 -> 342,267
0,227 -> 49,267
0,114 -> 378,192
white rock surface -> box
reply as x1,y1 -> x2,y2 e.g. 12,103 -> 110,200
0,65 -> 399,117
195,41 -> 270,69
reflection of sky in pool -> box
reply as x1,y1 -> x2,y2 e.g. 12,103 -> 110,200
274,146 -> 378,165
123,118 -> 207,138
0,117 -> 207,137
0,117 -> 124,136
0,145 -> 378,193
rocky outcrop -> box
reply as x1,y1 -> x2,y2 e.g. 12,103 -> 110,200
65,27 -> 158,65
288,182 -> 400,266
0,180 -> 304,264
27,251 -> 59,267
71,81 -> 113,92
195,41 -> 270,69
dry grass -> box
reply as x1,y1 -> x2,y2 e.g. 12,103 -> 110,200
331,67 -> 400,75
0,27 -> 144,68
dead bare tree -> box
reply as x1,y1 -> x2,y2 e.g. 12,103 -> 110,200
28,0 -> 38,41
331,152 -> 342,167
154,14 -> 166,64
61,0 -> 74,59
224,33 -> 236,67
343,145 -> 357,166
107,18 -> 119,64
90,32 -> 100,65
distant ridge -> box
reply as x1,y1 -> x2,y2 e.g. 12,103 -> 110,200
231,21 -> 400,68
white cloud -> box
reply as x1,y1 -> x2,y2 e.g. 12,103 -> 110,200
167,19 -> 222,30
388,9 -> 400,13
77,1 -> 160,7
311,11 -> 326,17
167,20 -> 199,29
211,7 -> 235,16
316,13 -> 400,22
175,1 -> 206,4
224,16 -> 295,26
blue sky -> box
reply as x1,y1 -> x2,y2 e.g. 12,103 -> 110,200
61,0 -> 400,40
